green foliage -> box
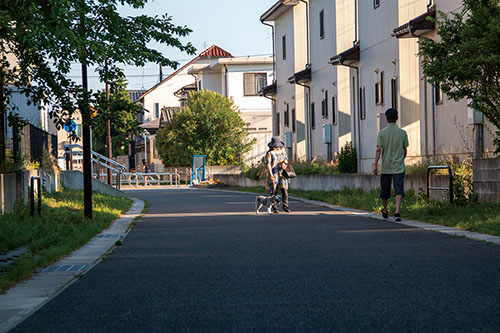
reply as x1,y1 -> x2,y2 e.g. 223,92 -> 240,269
156,90 -> 256,166
419,0 -> 500,153
338,142 -> 357,173
0,0 -> 196,163
448,158 -> 475,206
92,75 -> 145,156
0,189 -> 131,292
243,162 -> 267,181
293,161 -> 339,175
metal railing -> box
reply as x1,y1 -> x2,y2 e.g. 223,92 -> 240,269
427,165 -> 454,204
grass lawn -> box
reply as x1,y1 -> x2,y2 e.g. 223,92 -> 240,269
0,189 -> 132,293
227,186 -> 500,237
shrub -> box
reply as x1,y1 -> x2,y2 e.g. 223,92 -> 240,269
338,142 -> 357,173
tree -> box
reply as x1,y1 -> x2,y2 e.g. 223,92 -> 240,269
156,90 -> 256,167
92,75 -> 144,157
419,0 -> 500,153
1,0 -> 196,218
0,0 -> 196,161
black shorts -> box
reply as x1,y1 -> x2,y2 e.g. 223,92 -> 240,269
380,173 -> 405,199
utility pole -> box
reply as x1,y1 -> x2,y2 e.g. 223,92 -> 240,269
105,58 -> 112,185
80,9 -> 92,219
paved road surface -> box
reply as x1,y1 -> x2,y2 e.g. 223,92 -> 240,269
14,188 -> 500,331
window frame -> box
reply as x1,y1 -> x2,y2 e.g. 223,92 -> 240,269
374,0 -> 380,9
154,103 -> 160,119
282,35 -> 287,60
332,96 -> 337,125
319,9 -> 325,39
243,72 -> 267,96
292,107 -> 296,133
311,102 -> 316,130
360,86 -> 366,120
284,103 -> 290,127
435,83 -> 443,105
391,77 -> 398,109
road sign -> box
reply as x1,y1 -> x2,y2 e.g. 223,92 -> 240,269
64,120 -> 77,133
89,105 -> 98,119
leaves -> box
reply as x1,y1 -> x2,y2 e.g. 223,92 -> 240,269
419,0 -> 500,152
0,0 -> 196,135
156,90 -> 256,167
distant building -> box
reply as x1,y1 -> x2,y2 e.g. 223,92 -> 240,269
135,45 -> 273,167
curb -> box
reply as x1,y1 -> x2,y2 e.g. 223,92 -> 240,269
0,197 -> 145,333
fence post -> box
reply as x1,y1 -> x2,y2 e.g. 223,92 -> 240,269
30,176 -> 41,217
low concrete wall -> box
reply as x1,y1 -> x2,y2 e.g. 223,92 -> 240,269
0,173 -> 17,214
61,170 -> 126,197
473,158 -> 500,202
214,173 -> 450,200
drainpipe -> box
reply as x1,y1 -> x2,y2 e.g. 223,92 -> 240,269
261,20 -> 276,81
354,0 -> 358,47
411,26 -> 435,157
338,62 -> 361,173
295,81 -> 312,161
224,64 -> 228,98
299,0 -> 310,66
262,95 -> 277,135
189,73 -> 199,92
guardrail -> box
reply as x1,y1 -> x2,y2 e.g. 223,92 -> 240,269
427,165 -> 453,204
121,172 -> 180,187
30,176 -> 42,216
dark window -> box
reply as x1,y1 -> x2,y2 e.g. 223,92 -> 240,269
319,9 -> 325,39
360,86 -> 366,120
332,96 -> 337,125
435,83 -> 443,105
282,35 -> 286,60
154,103 -> 160,118
391,77 -> 398,109
380,71 -> 384,105
374,0 -> 380,9
244,73 -> 267,96
292,108 -> 296,133
375,82 -> 381,105
311,102 -> 316,130
284,103 -> 289,127
276,112 -> 280,135
322,90 -> 329,118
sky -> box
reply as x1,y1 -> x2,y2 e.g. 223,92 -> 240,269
71,0 -> 277,92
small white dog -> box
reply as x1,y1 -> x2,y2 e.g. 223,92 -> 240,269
255,195 -> 281,215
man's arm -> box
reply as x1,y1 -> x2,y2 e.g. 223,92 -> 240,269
404,147 -> 407,158
372,146 -> 382,175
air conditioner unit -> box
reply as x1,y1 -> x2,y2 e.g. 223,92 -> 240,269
377,113 -> 388,132
284,131 -> 293,148
322,123 -> 332,143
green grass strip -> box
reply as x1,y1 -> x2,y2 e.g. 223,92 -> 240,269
0,189 -> 132,293
227,186 -> 500,237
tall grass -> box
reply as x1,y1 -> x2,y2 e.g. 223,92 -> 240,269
0,189 -> 131,293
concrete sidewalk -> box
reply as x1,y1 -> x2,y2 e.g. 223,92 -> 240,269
0,197 -> 144,333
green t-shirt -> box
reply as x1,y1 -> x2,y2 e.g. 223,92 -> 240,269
376,123 -> 409,174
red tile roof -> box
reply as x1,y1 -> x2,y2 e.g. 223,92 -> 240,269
199,45 -> 233,58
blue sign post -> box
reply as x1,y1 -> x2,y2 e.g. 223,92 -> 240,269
190,155 -> 206,186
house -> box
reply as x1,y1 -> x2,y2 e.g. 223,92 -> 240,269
135,45 -> 274,167
260,0 -> 495,172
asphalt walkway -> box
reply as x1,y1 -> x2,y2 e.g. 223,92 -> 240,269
4,187 -> 500,331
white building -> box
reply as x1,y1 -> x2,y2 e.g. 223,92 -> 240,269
136,45 -> 273,166
261,0 -> 495,172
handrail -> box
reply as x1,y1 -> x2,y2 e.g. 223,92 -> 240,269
30,176 -> 42,216
427,165 -> 453,204
63,144 -> 126,171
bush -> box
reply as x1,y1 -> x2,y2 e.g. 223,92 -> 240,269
293,161 -> 338,175
338,142 -> 357,173
243,162 -> 266,181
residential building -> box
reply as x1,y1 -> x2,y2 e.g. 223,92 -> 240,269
135,45 -> 274,167
261,0 -> 495,172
